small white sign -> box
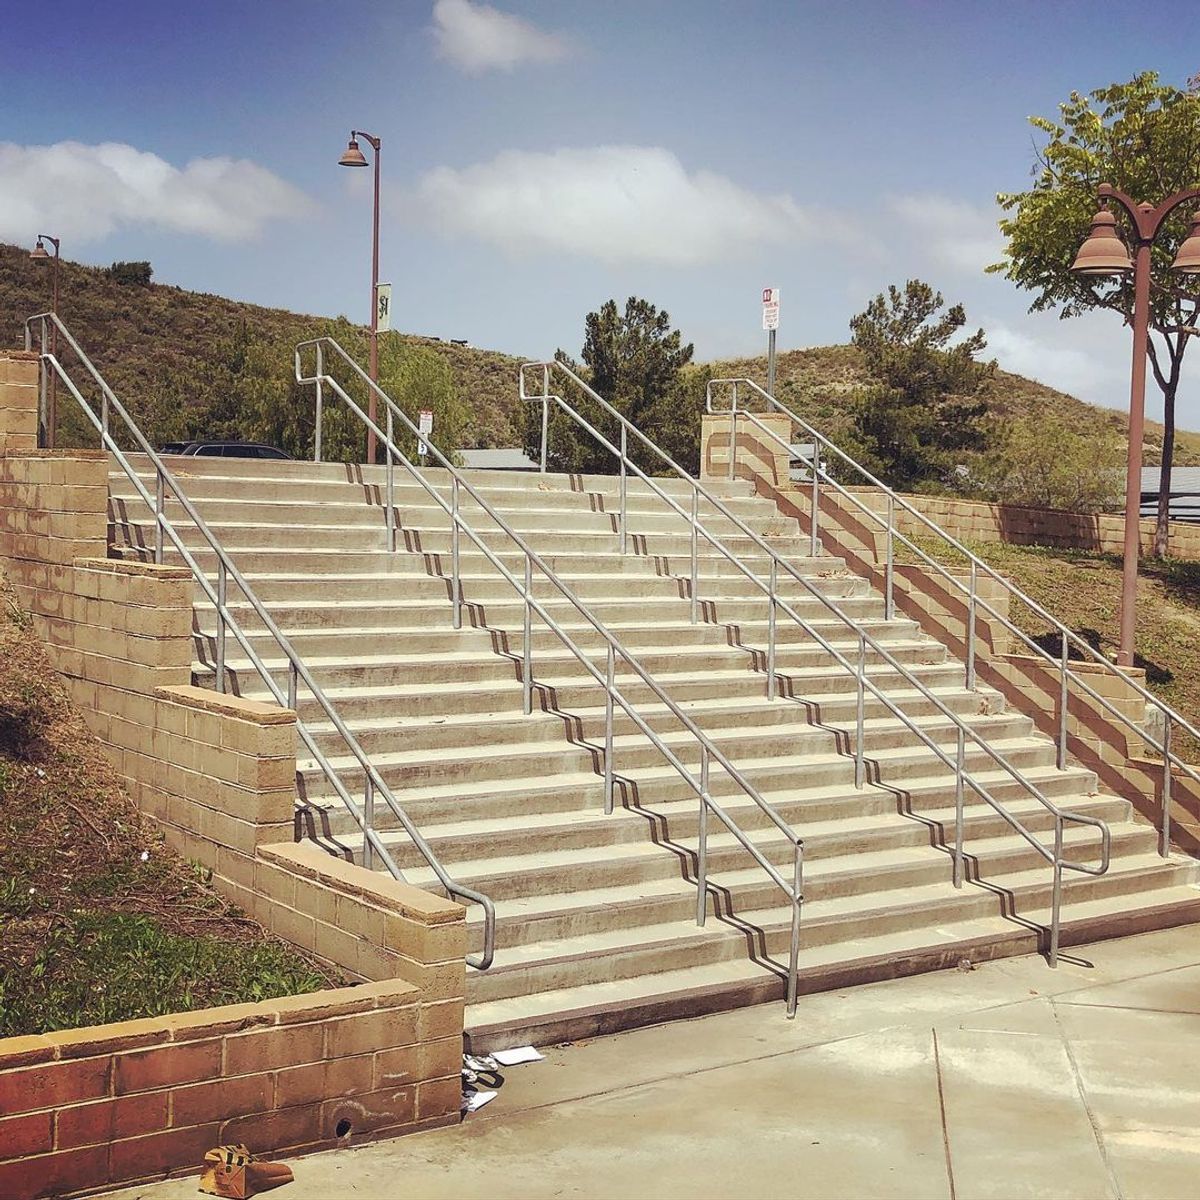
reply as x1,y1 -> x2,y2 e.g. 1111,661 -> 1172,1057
417,408 -> 434,457
376,282 -> 393,332
762,286 -> 780,331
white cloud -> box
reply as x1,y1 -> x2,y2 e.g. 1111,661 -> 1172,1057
431,0 -> 572,73
401,145 -> 826,266
889,194 -> 1004,275
0,141 -> 314,245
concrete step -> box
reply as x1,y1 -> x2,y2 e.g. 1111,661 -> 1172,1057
463,872 -> 1200,1050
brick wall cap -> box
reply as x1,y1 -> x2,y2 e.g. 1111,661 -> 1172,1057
259,842 -> 465,924
0,349 -> 40,361
45,1019 -> 169,1059
73,556 -> 193,581
0,1033 -> 56,1069
0,447 -> 105,459
156,683 -> 296,725
161,1003 -> 275,1042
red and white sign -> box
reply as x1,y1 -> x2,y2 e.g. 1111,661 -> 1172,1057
762,287 -> 780,331
418,409 -> 434,457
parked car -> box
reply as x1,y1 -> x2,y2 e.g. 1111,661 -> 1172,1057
159,441 -> 292,460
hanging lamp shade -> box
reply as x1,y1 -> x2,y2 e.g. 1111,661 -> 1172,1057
1070,207 -> 1133,275
338,137 -> 369,167
1171,209 -> 1200,274
29,239 -> 49,260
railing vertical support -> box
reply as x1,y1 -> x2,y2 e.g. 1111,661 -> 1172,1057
450,476 -> 462,630
767,558 -> 778,701
953,726 -> 965,888
1161,714 -> 1173,857
787,841 -> 802,1019
522,555 -> 533,716
619,425 -> 628,555
1057,633 -> 1069,770
1049,820 -> 1063,968
728,392 -> 737,482
363,777 -> 376,871
314,344 -> 324,463
604,643 -> 616,815
810,465 -> 820,558
689,488 -> 699,624
385,406 -> 395,552
966,560 -> 977,691
696,744 -> 709,928
101,388 -> 109,444
154,469 -> 165,565
287,661 -> 298,712
539,397 -> 549,473
854,632 -> 866,789
215,560 -> 227,694
884,494 -> 895,620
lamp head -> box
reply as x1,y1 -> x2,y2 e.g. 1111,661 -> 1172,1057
338,136 -> 369,168
1070,207 -> 1133,276
1171,209 -> 1200,275
29,239 -> 49,261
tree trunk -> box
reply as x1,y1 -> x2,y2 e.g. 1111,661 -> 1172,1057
1153,347 -> 1183,559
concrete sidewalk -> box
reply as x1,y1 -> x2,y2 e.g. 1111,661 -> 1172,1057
110,926 -> 1200,1200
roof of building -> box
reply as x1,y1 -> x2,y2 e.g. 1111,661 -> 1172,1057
1142,466 -> 1200,493
457,448 -> 541,471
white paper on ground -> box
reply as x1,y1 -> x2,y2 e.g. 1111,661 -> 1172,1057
463,1090 -> 497,1112
491,1046 -> 544,1066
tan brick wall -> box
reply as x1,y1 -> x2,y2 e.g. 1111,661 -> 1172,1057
896,492 -> 1200,561
700,412 -> 792,488
0,350 -> 39,453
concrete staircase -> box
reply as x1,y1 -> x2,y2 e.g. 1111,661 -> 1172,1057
109,455 -> 1200,1047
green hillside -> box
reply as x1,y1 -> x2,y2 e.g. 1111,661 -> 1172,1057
3,242 -> 1195,465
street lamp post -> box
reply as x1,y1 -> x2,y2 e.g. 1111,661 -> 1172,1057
30,234 -> 61,446
1071,183 -> 1200,667
338,130 -> 382,464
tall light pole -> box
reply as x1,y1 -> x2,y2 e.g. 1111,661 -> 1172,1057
29,234 -> 60,446
338,130 -> 382,464
1071,183 -> 1200,667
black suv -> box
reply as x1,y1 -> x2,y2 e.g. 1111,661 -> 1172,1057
159,441 -> 292,460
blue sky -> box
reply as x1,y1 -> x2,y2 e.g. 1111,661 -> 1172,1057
3,0 -> 1200,423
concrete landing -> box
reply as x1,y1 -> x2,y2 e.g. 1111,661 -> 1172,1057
108,926 -> 1200,1200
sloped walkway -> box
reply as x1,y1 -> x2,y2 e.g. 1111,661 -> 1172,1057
110,924 -> 1200,1200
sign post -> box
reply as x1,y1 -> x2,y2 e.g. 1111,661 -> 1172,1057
417,408 -> 433,460
375,282 -> 393,333
762,287 -> 780,396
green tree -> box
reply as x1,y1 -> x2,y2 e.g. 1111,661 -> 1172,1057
970,412 -> 1125,512
992,71 -> 1200,555
848,280 -> 994,491
527,297 -> 703,475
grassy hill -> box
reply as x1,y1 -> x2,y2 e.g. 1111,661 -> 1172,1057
3,241 -> 1196,463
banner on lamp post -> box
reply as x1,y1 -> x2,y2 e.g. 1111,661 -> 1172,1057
376,282 -> 393,332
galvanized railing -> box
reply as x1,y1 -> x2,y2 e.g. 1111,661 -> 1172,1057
522,360 -> 1113,966
295,337 -> 806,1015
23,312 -> 497,969
709,375 -> 1200,860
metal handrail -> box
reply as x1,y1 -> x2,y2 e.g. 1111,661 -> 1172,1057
522,359 -> 1113,966
22,312 -> 496,970
709,375 -> 1200,859
295,336 -> 806,1016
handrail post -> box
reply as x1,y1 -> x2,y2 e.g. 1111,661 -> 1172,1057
215,560 -> 227,694
287,661 -> 298,712
696,744 -> 709,928
767,558 -> 778,701
787,840 -> 802,1019
363,776 -> 376,871
1161,714 -> 1173,857
953,726 -> 965,888
539,396 -> 549,473
728,388 -> 737,482
1057,633 -> 1069,770
810,462 -> 820,557
966,560 -> 977,691
619,425 -> 628,555
1049,820 -> 1063,968
37,343 -> 47,448
855,632 -> 866,788
884,494 -> 895,620
101,387 -> 109,444
154,468 -> 165,565
386,406 -> 395,552
314,343 -> 324,463
689,488 -> 699,623
604,643 -> 616,815
450,476 -> 461,630
522,555 -> 533,716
